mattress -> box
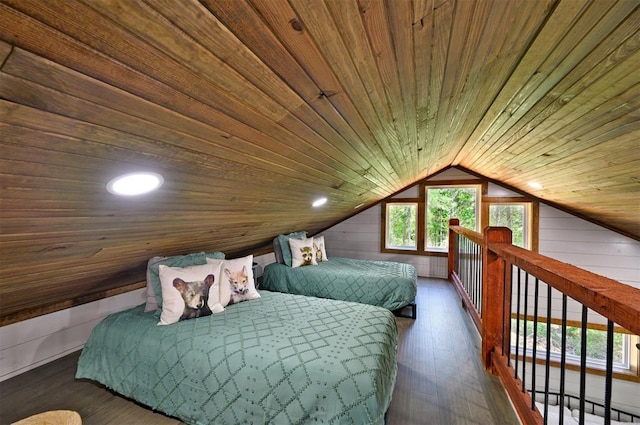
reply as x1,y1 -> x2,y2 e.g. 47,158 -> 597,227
76,290 -> 398,425
262,257 -> 417,311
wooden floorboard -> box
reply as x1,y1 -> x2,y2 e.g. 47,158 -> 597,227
0,278 -> 518,424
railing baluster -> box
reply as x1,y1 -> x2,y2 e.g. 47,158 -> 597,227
531,277 -> 539,410
472,240 -> 477,311
507,263 -> 513,368
579,306 -> 588,425
502,261 -> 507,356
544,284 -> 552,424
522,271 -> 529,392
604,320 -> 614,425
515,267 -> 522,379
560,294 -> 568,425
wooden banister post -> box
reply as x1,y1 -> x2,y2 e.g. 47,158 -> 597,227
448,218 -> 459,281
482,226 -> 512,371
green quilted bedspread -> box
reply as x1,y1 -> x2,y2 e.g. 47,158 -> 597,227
262,258 -> 417,311
76,291 -> 398,425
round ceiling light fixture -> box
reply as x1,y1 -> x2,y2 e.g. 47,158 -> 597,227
527,181 -> 543,190
107,172 -> 164,196
312,197 -> 327,207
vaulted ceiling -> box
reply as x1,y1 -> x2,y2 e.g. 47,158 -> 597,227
1,0 -> 639,324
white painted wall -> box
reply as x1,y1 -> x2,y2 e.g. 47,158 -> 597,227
0,288 -> 146,381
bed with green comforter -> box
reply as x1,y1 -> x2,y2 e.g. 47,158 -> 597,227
76,290 -> 398,425
262,257 -> 417,312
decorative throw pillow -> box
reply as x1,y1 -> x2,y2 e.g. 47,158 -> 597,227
276,231 -> 307,266
289,237 -> 318,268
210,255 -> 261,306
312,235 -> 328,262
145,251 -> 225,312
157,262 -> 224,325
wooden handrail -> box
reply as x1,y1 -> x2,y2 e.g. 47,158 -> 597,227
449,224 -> 484,246
489,242 -> 640,336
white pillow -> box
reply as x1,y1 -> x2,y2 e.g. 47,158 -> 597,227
210,255 -> 261,306
289,237 -> 318,268
313,235 -> 328,262
157,262 -> 224,325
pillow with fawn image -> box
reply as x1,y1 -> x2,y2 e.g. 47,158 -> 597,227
313,235 -> 328,262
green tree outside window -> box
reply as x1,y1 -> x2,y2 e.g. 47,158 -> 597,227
386,203 -> 417,249
426,187 -> 478,250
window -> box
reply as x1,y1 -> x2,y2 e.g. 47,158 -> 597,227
381,180 -> 485,256
483,197 -> 538,251
425,184 -> 481,251
511,317 -> 639,379
385,203 -> 418,250
490,203 -> 528,248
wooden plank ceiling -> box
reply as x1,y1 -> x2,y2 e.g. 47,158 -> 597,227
1,0 -> 639,324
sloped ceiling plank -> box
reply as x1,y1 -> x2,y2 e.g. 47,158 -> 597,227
321,0 -> 412,180
467,1 -> 638,173
87,0 -> 389,194
0,74 -> 367,200
187,0 -> 397,193
358,0 -> 416,176
1,52 -> 371,197
443,0 -> 556,165
485,58 -> 640,175
452,0 -> 585,164
385,0 -> 418,177
286,0 -> 405,182
415,0 -> 453,176
223,0 -> 400,189
1,13 -> 356,195
11,0 -> 379,197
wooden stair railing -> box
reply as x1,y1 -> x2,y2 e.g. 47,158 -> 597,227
448,219 -> 640,425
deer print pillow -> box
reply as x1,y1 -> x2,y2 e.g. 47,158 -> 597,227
312,235 -> 328,263
209,255 -> 261,306
289,237 -> 318,268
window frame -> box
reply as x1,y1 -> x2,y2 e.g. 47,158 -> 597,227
380,198 -> 423,255
380,179 -> 487,257
423,182 -> 484,252
384,201 -> 420,251
482,196 -> 539,252
510,315 -> 640,382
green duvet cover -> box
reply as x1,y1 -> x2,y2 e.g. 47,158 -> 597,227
76,291 -> 398,425
262,258 -> 417,311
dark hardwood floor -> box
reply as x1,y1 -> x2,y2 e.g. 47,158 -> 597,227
0,278 -> 518,425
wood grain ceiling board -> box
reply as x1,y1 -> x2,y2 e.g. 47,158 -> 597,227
0,0 -> 638,324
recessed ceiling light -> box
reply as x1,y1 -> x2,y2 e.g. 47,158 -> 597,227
528,181 -> 543,190
107,172 -> 164,196
312,197 -> 327,207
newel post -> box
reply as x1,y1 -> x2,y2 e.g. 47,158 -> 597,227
481,226 -> 512,371
447,218 -> 459,281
